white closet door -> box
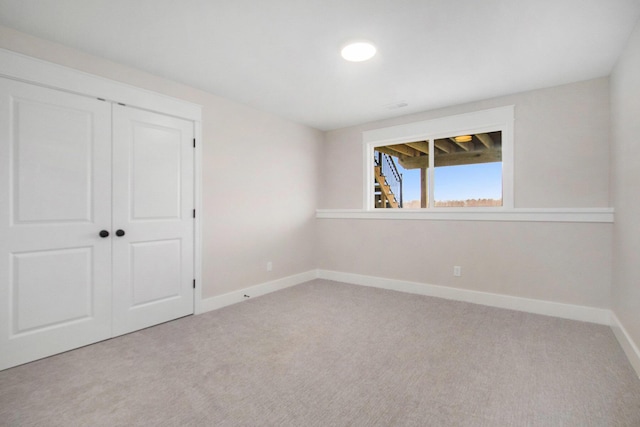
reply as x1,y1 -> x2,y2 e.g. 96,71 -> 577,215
0,79 -> 113,370
111,105 -> 194,336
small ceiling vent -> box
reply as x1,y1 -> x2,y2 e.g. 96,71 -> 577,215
384,102 -> 409,110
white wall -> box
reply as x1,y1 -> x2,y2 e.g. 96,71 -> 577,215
0,24 -> 616,312
611,19 -> 640,351
317,220 -> 611,307
318,79 -> 612,308
321,78 -> 610,209
0,25 -> 323,299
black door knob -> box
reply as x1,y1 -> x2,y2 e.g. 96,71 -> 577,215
115,229 -> 125,237
99,230 -> 109,238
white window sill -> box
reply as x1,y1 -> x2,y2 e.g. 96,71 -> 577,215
316,208 -> 614,223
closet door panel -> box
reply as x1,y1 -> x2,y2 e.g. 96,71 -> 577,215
0,79 -> 112,370
111,105 -> 194,336
130,124 -> 182,220
13,98 -> 93,222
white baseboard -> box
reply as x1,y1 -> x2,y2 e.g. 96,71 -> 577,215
318,270 -> 612,325
610,313 -> 640,378
197,270 -> 319,314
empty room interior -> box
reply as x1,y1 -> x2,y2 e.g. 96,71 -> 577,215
1,0 -> 640,425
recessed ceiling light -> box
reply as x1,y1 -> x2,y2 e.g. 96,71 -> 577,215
341,42 -> 377,62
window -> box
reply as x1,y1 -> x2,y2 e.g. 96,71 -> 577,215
364,106 -> 513,210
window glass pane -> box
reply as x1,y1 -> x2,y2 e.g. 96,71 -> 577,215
373,131 -> 502,208
397,165 -> 423,209
373,150 -> 402,208
433,131 -> 502,207
373,143 -> 428,208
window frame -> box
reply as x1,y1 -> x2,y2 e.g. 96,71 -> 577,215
363,106 -> 514,210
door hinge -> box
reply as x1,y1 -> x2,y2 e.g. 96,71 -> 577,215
192,209 -> 196,218
193,138 -> 196,148
193,279 -> 196,289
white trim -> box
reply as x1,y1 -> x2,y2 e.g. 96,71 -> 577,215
197,270 -> 319,314
0,48 -> 201,121
193,121 -> 204,315
363,107 -> 515,145
317,270 -> 611,325
610,313 -> 640,378
363,137 -> 373,210
316,208 -> 614,223
363,106 -> 514,210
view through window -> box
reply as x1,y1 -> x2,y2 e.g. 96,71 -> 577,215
373,131 -> 502,208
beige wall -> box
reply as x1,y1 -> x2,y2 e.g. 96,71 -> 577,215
611,19 -> 640,348
0,25 -> 323,299
317,220 -> 611,307
318,78 -> 613,308
321,78 -> 610,209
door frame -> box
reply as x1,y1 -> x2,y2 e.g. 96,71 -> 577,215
0,48 -> 205,315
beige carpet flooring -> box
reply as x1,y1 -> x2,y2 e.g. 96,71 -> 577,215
1,279 -> 640,426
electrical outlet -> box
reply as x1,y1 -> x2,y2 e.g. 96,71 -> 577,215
267,261 -> 272,272
453,266 -> 461,277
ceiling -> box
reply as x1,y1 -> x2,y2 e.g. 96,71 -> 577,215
0,0 -> 639,131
